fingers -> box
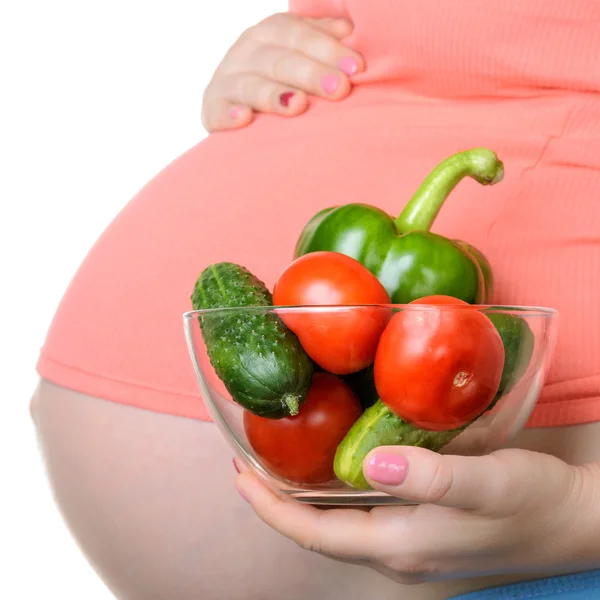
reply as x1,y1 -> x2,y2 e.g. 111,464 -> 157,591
245,45 -> 353,100
201,102 -> 253,133
203,13 -> 363,132
235,472 -> 384,560
310,17 -> 354,40
246,14 -> 362,73
210,73 -> 309,117
279,18 -> 363,75
363,446 -> 572,514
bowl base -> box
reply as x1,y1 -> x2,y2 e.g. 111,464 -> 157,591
283,489 -> 416,506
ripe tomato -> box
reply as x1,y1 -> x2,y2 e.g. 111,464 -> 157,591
273,252 -> 391,374
410,295 -> 469,305
374,295 -> 504,431
244,372 -> 362,484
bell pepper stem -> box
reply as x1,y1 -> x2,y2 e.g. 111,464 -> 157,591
395,148 -> 504,233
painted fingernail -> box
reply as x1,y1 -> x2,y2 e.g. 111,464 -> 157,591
235,482 -> 249,502
230,107 -> 241,119
339,56 -> 359,76
279,91 -> 295,107
367,453 -> 409,485
233,458 -> 240,473
322,74 -> 340,94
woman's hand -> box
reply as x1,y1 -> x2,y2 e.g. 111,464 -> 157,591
202,13 -> 363,132
235,446 -> 600,583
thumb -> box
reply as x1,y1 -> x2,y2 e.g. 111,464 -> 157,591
363,446 -> 570,513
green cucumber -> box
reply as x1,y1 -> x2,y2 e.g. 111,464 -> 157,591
484,312 -> 535,411
334,400 -> 464,489
343,365 -> 378,410
191,263 -> 313,418
334,312 -> 535,490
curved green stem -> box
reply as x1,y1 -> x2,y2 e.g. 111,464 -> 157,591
395,148 -> 504,233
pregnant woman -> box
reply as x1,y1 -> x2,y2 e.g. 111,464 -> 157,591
32,1 -> 600,599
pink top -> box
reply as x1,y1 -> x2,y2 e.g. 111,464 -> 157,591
38,0 -> 600,427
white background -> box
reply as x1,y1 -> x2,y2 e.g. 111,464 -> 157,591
2,1 -> 284,597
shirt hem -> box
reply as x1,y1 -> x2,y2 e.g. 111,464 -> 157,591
37,353 -> 600,428
36,353 -> 211,422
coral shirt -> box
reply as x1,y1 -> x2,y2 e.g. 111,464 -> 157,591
38,0 -> 600,426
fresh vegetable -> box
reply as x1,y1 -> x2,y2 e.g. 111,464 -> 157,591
374,296 -> 505,430
484,312 -> 535,411
343,365 -> 378,410
456,241 -> 495,302
334,400 -> 464,490
191,262 -> 313,418
335,300 -> 537,490
295,148 -> 503,304
244,372 -> 362,484
410,298 -> 536,410
273,252 -> 391,374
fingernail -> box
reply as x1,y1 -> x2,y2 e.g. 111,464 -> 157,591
339,56 -> 359,76
233,458 -> 240,473
235,482 -> 249,502
230,107 -> 241,119
367,453 -> 409,485
279,91 -> 295,107
322,74 -> 340,94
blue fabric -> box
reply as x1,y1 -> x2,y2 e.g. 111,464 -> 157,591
449,570 -> 600,600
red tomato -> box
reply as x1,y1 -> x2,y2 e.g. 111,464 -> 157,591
273,252 -> 391,374
374,295 -> 504,431
410,295 -> 469,306
244,372 -> 362,484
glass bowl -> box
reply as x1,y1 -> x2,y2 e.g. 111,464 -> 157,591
183,304 -> 558,506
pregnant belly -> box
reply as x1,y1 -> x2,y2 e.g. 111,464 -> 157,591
41,84 -> 600,598
152,87 -> 556,290
44,84 -> 600,430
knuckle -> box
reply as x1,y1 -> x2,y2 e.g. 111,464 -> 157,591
424,461 -> 454,504
238,25 -> 257,44
236,74 -> 255,100
302,34 -> 341,63
385,554 -> 436,582
255,12 -> 292,38
296,534 -> 324,554
293,58 -> 323,90
286,19 -> 313,49
270,52 -> 292,82
261,12 -> 289,26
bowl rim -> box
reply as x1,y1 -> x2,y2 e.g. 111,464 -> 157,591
183,304 -> 558,319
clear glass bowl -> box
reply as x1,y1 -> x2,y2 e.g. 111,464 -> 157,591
183,305 -> 558,506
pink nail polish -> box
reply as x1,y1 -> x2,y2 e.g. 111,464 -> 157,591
339,56 -> 359,76
233,458 -> 240,473
235,482 -> 249,502
322,74 -> 340,94
367,453 -> 409,485
279,91 -> 295,107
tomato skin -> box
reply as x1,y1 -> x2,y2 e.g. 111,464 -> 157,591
273,252 -> 391,374
244,372 -> 362,484
374,296 -> 505,431
409,295 -> 469,306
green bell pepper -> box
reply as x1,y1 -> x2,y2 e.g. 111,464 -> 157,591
295,148 -> 504,304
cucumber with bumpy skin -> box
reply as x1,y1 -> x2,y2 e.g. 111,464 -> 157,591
191,263 -> 313,418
